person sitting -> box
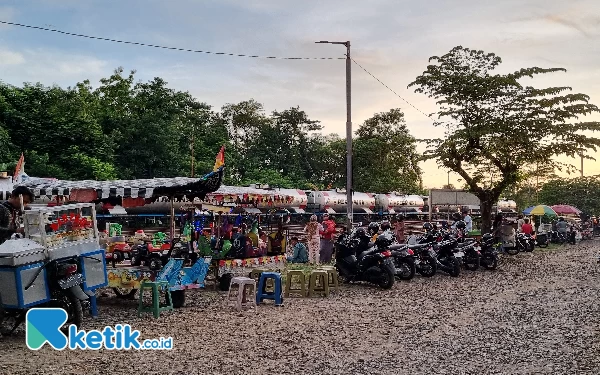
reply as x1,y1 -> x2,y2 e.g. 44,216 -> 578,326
521,218 -> 534,235
286,237 -> 308,264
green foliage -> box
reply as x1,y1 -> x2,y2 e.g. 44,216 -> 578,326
538,176 -> 600,215
0,68 -> 423,193
409,46 -> 600,231
353,109 -> 422,193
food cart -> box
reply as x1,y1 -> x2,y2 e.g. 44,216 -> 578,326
0,203 -> 108,326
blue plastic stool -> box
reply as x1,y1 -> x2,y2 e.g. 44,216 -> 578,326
256,272 -> 284,306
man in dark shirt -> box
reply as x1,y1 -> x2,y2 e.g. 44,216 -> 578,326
0,186 -> 34,244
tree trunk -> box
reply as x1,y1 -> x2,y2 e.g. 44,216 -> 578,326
480,199 -> 494,234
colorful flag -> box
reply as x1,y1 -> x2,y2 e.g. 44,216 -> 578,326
13,153 -> 24,183
213,145 -> 225,172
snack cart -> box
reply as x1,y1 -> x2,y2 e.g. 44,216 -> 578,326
0,203 -> 108,330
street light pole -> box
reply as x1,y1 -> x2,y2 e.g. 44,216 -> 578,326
316,40 -> 352,231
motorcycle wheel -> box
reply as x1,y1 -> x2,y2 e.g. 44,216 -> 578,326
395,258 -> 416,281
417,257 -> 437,277
526,242 -> 535,252
481,254 -> 498,270
506,246 -> 520,256
378,264 -> 395,289
464,254 -> 480,271
48,291 -> 84,333
447,257 -> 461,277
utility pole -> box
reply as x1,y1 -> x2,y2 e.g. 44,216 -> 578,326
581,154 -> 584,177
316,40 -> 352,230
191,131 -> 195,178
447,171 -> 450,188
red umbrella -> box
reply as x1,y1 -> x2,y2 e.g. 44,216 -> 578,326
550,205 -> 582,215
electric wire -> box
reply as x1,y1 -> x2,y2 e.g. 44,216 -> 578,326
0,20 -> 345,60
351,57 -> 433,121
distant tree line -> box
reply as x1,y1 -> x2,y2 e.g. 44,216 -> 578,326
0,67 -> 423,194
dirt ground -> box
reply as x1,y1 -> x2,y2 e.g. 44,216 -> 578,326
2,241 -> 600,375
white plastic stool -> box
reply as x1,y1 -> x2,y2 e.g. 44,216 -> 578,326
227,277 -> 257,311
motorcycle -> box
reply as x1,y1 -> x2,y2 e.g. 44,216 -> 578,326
516,233 -> 535,252
0,252 -> 91,335
432,239 -> 461,277
456,241 -> 481,271
479,234 -> 500,270
389,244 -> 416,281
334,228 -> 396,289
407,243 -> 437,277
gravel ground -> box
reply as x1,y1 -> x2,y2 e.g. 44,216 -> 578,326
2,241 -> 600,375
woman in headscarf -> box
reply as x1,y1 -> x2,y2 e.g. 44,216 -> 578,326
304,215 -> 323,264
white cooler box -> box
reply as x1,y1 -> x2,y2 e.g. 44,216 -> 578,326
0,262 -> 51,309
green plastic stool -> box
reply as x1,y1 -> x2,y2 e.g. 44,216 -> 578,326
138,280 -> 174,319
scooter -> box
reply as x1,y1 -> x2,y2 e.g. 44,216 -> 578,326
334,228 -> 396,289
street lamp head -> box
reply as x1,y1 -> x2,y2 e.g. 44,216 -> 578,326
315,41 -> 330,44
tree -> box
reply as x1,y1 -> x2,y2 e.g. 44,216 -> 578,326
353,109 -> 422,193
538,176 -> 600,215
409,46 -> 600,232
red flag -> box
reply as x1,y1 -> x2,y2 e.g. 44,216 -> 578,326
13,153 -> 24,183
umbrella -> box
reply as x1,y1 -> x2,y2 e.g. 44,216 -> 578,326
551,205 -> 582,215
522,206 -> 535,215
529,205 -> 557,216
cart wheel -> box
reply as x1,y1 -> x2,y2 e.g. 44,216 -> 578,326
219,273 -> 233,291
113,288 -> 138,299
167,290 -> 186,308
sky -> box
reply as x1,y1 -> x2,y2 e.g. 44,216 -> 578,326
0,0 -> 599,189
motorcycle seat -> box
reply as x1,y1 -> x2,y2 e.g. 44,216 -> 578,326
358,246 -> 378,259
407,243 -> 430,251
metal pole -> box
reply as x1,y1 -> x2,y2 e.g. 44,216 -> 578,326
191,131 -> 195,178
447,171 -> 450,188
345,41 -> 353,231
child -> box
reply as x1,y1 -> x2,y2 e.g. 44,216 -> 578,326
287,237 -> 308,264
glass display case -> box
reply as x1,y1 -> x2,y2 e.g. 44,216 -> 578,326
23,203 -> 100,259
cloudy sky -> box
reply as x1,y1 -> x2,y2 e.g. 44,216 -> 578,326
1,0 -> 599,188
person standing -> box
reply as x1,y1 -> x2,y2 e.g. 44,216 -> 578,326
319,213 -> 336,263
462,209 -> 473,233
304,215 -> 322,264
521,218 -> 534,235
0,186 -> 34,244
394,214 -> 406,243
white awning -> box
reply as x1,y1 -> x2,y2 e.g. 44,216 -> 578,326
107,205 -> 128,215
291,207 -> 306,214
244,207 -> 262,214
325,208 -> 336,214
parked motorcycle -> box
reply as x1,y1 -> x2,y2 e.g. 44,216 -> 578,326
407,243 -> 437,277
516,233 -> 535,252
0,252 -> 90,335
479,233 -> 500,270
389,244 -> 416,281
432,239 -> 461,277
334,227 -> 396,289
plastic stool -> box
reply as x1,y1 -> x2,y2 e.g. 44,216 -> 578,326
256,272 -> 284,306
227,277 -> 257,311
308,270 -> 330,297
138,281 -> 174,318
284,270 -> 306,297
317,267 -> 340,293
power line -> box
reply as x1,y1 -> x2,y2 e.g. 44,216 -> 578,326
0,20 -> 345,60
351,57 -> 433,121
